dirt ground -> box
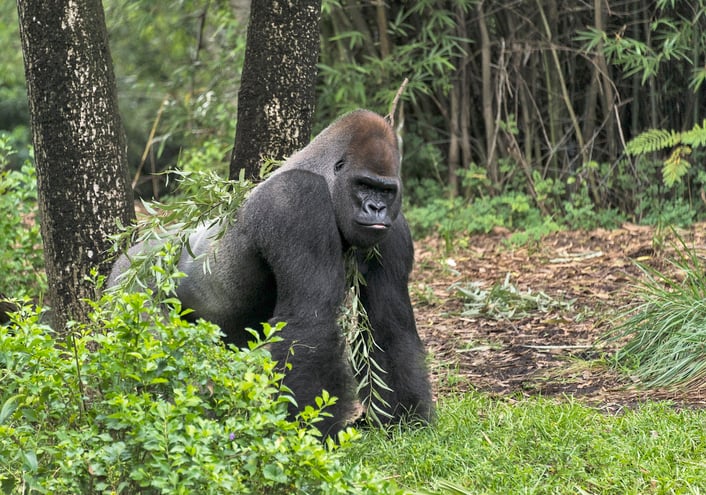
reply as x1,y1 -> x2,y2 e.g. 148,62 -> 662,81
413,223 -> 706,411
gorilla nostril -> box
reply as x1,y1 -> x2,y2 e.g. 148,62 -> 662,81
365,201 -> 386,214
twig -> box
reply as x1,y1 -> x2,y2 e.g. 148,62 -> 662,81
386,78 -> 409,127
132,95 -> 169,190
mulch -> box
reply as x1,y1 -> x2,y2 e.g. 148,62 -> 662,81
412,223 -> 706,411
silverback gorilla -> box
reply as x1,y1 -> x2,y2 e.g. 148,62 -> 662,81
109,109 -> 433,436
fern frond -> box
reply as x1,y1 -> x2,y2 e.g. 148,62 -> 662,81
681,119 -> 706,148
662,145 -> 692,187
625,128 -> 682,155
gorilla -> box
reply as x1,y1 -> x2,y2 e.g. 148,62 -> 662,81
109,109 -> 433,437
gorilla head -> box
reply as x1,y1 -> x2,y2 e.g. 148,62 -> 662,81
281,110 -> 402,249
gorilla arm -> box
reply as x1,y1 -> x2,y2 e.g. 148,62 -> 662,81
249,169 -> 357,437
356,214 -> 434,424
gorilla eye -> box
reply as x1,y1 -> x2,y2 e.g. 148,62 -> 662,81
334,159 -> 345,173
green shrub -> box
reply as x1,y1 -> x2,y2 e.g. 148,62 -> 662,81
0,138 -> 46,299
406,193 -> 550,248
0,280 -> 405,494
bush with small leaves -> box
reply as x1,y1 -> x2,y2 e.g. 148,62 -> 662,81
0,276 -> 405,494
0,138 -> 46,299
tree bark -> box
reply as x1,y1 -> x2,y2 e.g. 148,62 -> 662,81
230,0 -> 321,181
17,0 -> 134,331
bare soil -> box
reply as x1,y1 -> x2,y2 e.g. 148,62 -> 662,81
413,223 -> 706,411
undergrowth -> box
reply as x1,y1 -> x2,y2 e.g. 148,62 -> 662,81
0,273 -> 404,494
0,138 -> 46,299
452,273 -> 574,320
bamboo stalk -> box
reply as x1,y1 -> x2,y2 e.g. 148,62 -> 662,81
477,1 -> 498,186
535,0 -> 590,169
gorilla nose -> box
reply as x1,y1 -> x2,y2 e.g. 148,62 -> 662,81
363,200 -> 386,215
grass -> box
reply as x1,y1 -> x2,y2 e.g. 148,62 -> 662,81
610,236 -> 706,389
345,393 -> 706,494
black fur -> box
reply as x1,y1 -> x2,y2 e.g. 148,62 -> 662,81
109,110 -> 433,436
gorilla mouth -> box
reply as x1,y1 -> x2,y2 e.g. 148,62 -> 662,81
357,222 -> 389,230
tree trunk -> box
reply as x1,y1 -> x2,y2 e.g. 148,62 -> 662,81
448,82 -> 460,198
457,6 -> 472,189
477,1 -> 497,186
593,0 -> 615,163
230,0 -> 321,181
17,0 -> 134,331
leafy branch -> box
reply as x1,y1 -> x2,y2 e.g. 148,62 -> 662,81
625,120 -> 706,187
340,248 -> 393,427
108,169 -> 256,292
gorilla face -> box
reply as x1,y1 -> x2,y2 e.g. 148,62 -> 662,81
333,134 -> 402,249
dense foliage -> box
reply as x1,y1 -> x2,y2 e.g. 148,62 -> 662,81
0,278 -> 405,494
316,0 -> 706,228
0,138 -> 45,299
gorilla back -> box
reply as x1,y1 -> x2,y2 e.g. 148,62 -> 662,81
109,110 -> 433,437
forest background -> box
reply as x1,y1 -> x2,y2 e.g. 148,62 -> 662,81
2,0 -> 705,239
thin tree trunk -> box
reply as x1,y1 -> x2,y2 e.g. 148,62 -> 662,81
538,2 -> 561,173
582,58 -> 598,157
477,1 -> 497,186
17,0 -> 134,330
457,6 -> 472,182
536,0 -> 587,168
644,6 -> 658,128
448,82 -> 460,198
230,0 -> 321,180
344,1 -> 377,58
594,0 -> 616,162
374,0 -> 390,58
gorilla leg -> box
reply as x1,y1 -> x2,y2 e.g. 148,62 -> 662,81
269,319 -> 356,436
356,215 -> 434,424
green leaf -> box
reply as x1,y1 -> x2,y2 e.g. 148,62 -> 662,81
625,128 -> 682,155
0,395 -> 21,424
21,450 -> 38,472
662,145 -> 691,187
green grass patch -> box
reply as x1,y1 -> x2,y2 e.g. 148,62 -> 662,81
610,236 -> 706,389
346,393 -> 706,494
